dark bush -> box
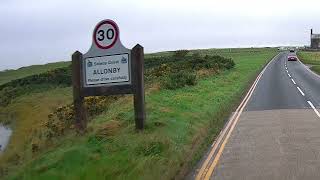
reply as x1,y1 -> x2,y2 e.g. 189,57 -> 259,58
0,66 -> 72,106
163,71 -> 197,89
173,49 -> 189,59
0,87 -> 17,106
37,96 -> 121,140
0,66 -> 71,91
186,54 -> 235,70
210,55 -> 235,69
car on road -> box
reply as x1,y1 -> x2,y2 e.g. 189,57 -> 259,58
288,55 -> 297,61
289,49 -> 295,52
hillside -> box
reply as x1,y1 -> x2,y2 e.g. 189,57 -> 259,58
0,48 -> 277,179
0,61 -> 70,86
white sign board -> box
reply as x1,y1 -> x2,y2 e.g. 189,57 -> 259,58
85,53 -> 130,85
82,19 -> 131,87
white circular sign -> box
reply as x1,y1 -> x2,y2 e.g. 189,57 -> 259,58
93,20 -> 119,49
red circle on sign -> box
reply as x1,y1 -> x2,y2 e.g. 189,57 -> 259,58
93,20 -> 119,49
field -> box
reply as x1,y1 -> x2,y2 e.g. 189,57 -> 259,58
0,48 -> 277,179
297,51 -> 320,74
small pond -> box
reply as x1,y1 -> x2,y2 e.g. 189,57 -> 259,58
0,125 -> 12,153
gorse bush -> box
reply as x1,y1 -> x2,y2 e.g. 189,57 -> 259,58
36,96 -> 120,141
173,49 -> 189,59
163,71 -> 197,89
147,53 -> 235,89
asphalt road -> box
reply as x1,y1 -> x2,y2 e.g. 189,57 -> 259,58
191,52 -> 320,180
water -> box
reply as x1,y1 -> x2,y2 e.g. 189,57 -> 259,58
0,125 -> 12,153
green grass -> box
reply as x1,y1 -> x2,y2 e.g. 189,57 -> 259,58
297,51 -> 320,74
0,61 -> 70,85
310,66 -> 320,75
0,48 -> 277,180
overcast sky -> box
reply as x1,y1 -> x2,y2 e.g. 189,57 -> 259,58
1,0 -> 320,70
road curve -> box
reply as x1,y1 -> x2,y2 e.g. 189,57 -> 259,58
191,52 -> 320,180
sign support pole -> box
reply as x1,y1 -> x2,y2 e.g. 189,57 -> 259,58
72,51 -> 87,132
132,44 -> 146,130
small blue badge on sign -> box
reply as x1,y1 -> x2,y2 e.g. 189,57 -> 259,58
121,56 -> 127,64
87,61 -> 93,67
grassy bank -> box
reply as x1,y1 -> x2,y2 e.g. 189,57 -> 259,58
0,48 -> 277,179
297,51 -> 320,75
0,62 -> 70,86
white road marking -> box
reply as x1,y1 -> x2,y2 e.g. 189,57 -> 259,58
307,101 -> 320,118
286,70 -> 288,73
288,74 -> 291,78
297,87 -> 305,96
285,67 -> 288,70
291,79 -> 296,84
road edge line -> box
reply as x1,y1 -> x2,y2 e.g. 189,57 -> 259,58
297,57 -> 320,79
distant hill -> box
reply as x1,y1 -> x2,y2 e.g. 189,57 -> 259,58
0,61 -> 70,85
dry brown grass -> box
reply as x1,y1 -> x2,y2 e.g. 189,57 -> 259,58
95,120 -> 122,138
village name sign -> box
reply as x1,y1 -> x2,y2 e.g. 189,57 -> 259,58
72,19 -> 146,131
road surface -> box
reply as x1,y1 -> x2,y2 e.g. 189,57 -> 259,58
191,52 -> 320,180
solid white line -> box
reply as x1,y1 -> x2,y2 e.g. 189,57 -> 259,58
297,57 -> 320,79
288,74 -> 291,78
291,79 -> 296,84
297,87 -> 305,96
307,101 -> 320,118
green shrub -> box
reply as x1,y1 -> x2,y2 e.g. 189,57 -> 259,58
0,87 -> 17,106
163,71 -> 197,89
34,96 -> 121,142
0,66 -> 72,107
187,54 -> 235,70
211,55 -> 235,69
173,49 -> 189,59
0,66 -> 71,91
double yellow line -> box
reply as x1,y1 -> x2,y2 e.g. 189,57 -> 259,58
195,55 -> 277,180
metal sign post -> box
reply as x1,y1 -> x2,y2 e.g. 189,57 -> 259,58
72,19 -> 145,132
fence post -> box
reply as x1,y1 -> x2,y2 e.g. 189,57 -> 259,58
132,44 -> 146,130
72,51 -> 87,133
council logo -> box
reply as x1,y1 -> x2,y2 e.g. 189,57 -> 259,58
87,61 -> 93,67
121,57 -> 127,64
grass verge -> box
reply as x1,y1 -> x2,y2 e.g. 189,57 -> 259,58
0,48 -> 277,179
297,51 -> 320,75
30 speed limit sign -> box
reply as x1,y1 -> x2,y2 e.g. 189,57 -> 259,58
93,20 -> 119,49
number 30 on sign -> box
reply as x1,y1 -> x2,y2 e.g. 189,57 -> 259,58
93,20 -> 119,49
